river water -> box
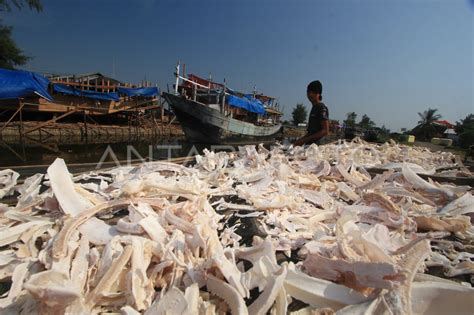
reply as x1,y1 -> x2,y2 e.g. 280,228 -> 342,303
0,137 -> 294,169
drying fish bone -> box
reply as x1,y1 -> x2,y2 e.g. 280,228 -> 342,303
0,139 -> 471,314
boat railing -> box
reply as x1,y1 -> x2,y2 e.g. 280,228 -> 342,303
174,62 -> 228,113
175,73 -> 216,92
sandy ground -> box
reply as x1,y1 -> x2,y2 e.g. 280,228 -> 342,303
414,140 -> 465,156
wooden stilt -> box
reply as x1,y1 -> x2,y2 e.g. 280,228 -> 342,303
0,101 -> 25,134
0,140 -> 26,162
83,110 -> 88,141
19,99 -> 24,139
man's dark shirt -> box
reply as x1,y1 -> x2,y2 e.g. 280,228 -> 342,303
307,102 -> 329,138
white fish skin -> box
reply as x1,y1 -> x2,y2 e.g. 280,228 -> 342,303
145,287 -> 188,315
70,235 -> 89,293
24,270 -> 81,309
121,305 -> 141,315
0,221 -> 51,247
138,216 -> 167,243
438,192 -> 474,215
0,261 -> 29,308
410,281 -> 474,315
248,265 -> 287,315
47,158 -> 92,216
381,162 -> 436,175
207,275 -> 249,315
15,173 -> 43,208
402,164 -> 454,200
284,267 -> 370,310
0,169 -> 19,199
47,158 -> 119,245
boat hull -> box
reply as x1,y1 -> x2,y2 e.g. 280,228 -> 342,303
163,93 -> 282,144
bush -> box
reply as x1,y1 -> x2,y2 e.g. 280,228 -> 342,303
459,129 -> 474,148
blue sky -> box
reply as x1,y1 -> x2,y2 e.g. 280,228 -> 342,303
3,0 -> 473,131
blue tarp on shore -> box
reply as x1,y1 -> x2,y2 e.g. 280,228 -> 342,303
0,68 -> 53,101
226,94 -> 266,115
53,83 -> 120,101
118,87 -> 159,97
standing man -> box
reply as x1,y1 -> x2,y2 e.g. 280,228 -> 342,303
293,80 -> 329,146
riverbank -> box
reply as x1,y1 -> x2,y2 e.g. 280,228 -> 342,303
0,121 -> 183,144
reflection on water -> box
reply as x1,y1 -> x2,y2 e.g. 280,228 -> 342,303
0,137 -> 294,168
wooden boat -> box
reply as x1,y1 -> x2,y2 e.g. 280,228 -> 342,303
162,63 -> 283,144
0,70 -> 161,116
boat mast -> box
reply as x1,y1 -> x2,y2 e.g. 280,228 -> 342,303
208,72 -> 212,105
221,78 -> 226,114
174,61 -> 180,95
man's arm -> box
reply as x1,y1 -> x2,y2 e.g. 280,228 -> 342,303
293,120 -> 329,146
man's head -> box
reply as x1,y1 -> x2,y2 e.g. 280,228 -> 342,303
307,80 -> 322,104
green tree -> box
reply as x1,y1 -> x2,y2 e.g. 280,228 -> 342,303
380,125 -> 390,135
455,114 -> 474,148
358,114 -> 376,130
344,112 -> 357,128
0,0 -> 42,69
0,25 -> 29,68
414,108 -> 442,140
292,103 -> 307,126
455,114 -> 474,132
0,0 -> 42,12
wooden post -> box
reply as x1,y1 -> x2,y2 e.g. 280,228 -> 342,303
19,99 -> 24,139
0,101 -> 25,134
135,106 -> 139,140
160,87 -> 164,123
128,113 -> 131,141
83,110 -> 88,142
207,72 -> 212,103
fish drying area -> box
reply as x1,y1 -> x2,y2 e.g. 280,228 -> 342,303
0,139 -> 474,314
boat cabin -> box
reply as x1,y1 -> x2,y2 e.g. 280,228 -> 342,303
175,69 -> 282,126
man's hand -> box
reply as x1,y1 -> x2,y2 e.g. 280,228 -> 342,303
293,122 -> 329,146
293,138 -> 305,146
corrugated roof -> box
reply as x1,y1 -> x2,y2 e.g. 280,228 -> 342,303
443,128 -> 456,135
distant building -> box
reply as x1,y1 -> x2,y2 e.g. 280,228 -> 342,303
434,120 -> 455,129
444,128 -> 458,143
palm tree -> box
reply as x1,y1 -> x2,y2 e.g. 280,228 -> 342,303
417,108 -> 441,125
416,108 -> 442,140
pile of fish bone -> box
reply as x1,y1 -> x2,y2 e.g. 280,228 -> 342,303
0,139 -> 473,314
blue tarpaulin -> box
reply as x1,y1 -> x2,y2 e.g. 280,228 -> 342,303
244,94 -> 274,107
0,68 -> 53,101
226,94 -> 266,115
118,87 -> 159,97
53,83 -> 120,101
